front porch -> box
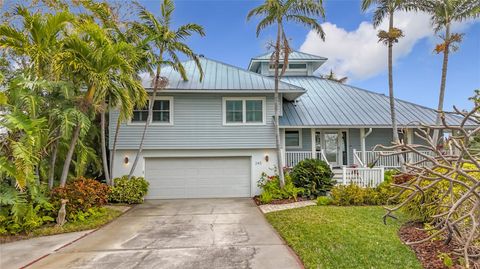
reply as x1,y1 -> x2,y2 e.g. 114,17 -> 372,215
281,127 -> 430,187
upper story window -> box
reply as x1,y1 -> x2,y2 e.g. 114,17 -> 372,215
285,129 -> 302,148
288,63 -> 307,69
269,63 -> 307,70
223,97 -> 266,125
131,97 -> 173,125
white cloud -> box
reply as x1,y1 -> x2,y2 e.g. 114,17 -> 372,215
299,11 -> 476,81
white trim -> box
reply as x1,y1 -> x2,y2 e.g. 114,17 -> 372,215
222,97 -> 266,126
285,129 -> 302,149
128,96 -> 174,126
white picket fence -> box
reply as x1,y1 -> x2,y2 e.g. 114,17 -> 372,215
339,167 -> 385,188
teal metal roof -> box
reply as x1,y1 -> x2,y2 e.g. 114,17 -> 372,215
279,77 -> 464,127
251,50 -> 327,61
141,57 -> 305,95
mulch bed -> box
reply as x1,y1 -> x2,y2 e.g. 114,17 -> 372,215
252,196 -> 309,206
399,222 -> 464,269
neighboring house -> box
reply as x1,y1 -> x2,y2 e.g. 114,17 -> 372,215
110,51 -> 462,199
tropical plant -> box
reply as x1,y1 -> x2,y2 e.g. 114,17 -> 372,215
247,0 -> 326,187
55,19 -> 146,186
361,0 -> 410,169
322,69 -> 348,83
109,176 -> 149,204
51,177 -> 110,218
0,6 -> 74,78
409,0 -> 480,142
0,183 -> 55,235
379,91 -> 480,267
257,172 -> 303,204
127,0 -> 205,178
290,158 -> 335,198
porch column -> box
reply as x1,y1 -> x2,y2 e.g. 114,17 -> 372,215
311,128 -> 316,159
281,128 -> 286,165
360,128 -> 366,167
407,128 -> 414,163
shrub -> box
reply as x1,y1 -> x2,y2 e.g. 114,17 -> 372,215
0,184 -> 55,235
316,196 -> 333,206
257,173 -> 303,204
51,177 -> 110,219
109,176 -> 149,204
399,165 -> 479,222
290,159 -> 335,198
330,182 -> 399,206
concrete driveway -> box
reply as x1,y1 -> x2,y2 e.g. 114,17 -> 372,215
29,198 -> 302,269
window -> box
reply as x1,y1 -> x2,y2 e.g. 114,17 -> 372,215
288,63 -> 307,69
246,100 -> 263,123
285,130 -> 301,148
223,98 -> 265,125
269,63 -> 284,70
131,97 -> 172,124
226,100 -> 243,123
269,63 -> 307,70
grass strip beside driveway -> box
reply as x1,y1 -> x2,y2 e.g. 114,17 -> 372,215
266,206 -> 422,269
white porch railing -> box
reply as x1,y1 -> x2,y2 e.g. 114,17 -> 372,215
340,167 -> 385,188
285,151 -> 312,167
353,150 -> 434,168
285,150 -> 330,168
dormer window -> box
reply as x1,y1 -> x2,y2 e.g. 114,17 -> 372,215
269,63 -> 307,70
289,63 -> 306,69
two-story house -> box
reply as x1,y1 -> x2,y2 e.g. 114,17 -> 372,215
109,51 -> 462,199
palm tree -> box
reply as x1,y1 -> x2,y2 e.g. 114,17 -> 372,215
78,0 -> 153,182
247,0 -> 325,186
0,6 -> 75,187
0,6 -> 73,78
361,0 -> 408,168
322,70 -> 348,83
128,0 -> 205,178
55,20 -> 146,187
410,0 -> 480,143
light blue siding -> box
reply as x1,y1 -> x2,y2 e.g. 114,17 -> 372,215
109,93 -> 276,150
285,128 -> 312,151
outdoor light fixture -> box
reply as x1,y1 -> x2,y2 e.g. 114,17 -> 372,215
264,154 -> 269,162
124,156 -> 129,165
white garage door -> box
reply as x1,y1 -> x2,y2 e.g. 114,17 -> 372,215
144,157 -> 251,199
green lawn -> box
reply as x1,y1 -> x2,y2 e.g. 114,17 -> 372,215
266,206 -> 421,269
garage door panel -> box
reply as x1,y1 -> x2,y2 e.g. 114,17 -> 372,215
145,157 -> 251,199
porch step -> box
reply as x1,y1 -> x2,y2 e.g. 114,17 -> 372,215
332,168 -> 343,181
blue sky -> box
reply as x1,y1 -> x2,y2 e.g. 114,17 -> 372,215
139,0 -> 480,111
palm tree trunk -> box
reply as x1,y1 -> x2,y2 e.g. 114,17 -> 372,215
59,123 -> 81,187
432,23 -> 450,144
274,23 -> 285,188
109,116 -> 121,181
387,12 -> 405,170
48,130 -> 60,189
129,65 -> 162,179
100,103 -> 111,185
